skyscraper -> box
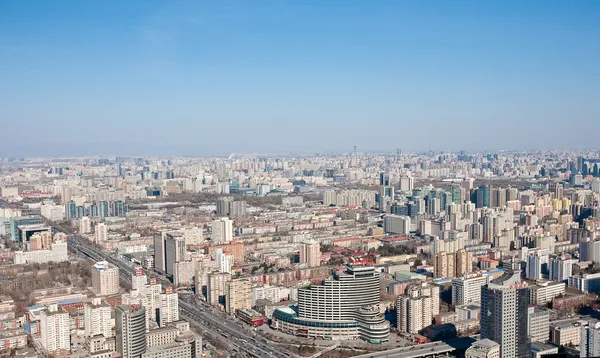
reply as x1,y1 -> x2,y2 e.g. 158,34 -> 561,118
116,304 -> 146,358
154,232 -> 186,276
476,185 -> 491,208
480,271 -> 530,358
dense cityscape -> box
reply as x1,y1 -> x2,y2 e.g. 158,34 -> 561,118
0,151 -> 598,357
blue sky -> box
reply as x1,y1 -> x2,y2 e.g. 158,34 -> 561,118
1,1 -> 599,156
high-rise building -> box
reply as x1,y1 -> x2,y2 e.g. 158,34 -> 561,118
480,271 -> 530,358
299,240 -> 321,267
580,239 -> 600,263
399,175 -> 414,192
91,261 -> 120,296
452,274 -> 488,306
216,197 -> 234,216
383,215 -> 411,235
154,232 -> 186,276
526,249 -> 549,280
229,200 -> 247,218
455,249 -> 472,277
159,287 -> 179,327
580,319 -> 600,358
215,249 -> 232,274
80,217 -> 92,234
207,272 -> 231,306
434,251 -> 455,278
476,185 -> 492,208
549,257 -> 574,282
173,260 -> 194,287
40,304 -> 70,355
397,283 -> 440,334
95,223 -> 108,243
272,265 -> 390,343
115,304 -> 146,358
212,218 -> 233,243
527,306 -> 549,343
226,278 -> 252,314
84,297 -> 112,338
131,267 -> 147,293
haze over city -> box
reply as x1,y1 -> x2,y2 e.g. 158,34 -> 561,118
4,2 -> 600,358
1,1 -> 600,156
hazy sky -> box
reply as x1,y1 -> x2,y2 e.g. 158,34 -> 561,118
1,1 -> 599,157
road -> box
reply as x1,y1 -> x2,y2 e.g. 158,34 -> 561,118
67,236 -> 294,358
352,338 -> 476,358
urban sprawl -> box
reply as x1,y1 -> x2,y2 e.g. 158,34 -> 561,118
1,151 -> 600,358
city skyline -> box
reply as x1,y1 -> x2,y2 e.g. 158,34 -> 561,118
1,1 -> 600,156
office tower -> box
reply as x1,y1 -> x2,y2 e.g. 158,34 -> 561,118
450,185 -> 462,204
476,185 -> 491,208
465,339 -> 501,358
229,200 -> 247,218
379,172 -> 390,186
434,251 -> 455,279
215,249 -> 232,274
212,218 -> 233,243
299,240 -> 321,267
91,261 -> 120,296
527,306 -> 549,343
452,275 -> 488,306
481,271 -> 530,358
570,173 -> 583,186
84,297 -> 112,338
226,278 -> 252,314
40,304 -> 70,354
580,319 -> 600,358
274,265 -> 389,343
115,304 -> 146,358
397,283 -> 439,334
455,249 -> 472,277
131,267 -> 147,293
159,287 -> 179,326
207,272 -> 231,306
216,197 -> 233,216
399,175 -> 414,192
383,215 -> 411,235
549,257 -> 574,282
95,223 -> 108,243
154,232 -> 186,276
80,217 -> 91,234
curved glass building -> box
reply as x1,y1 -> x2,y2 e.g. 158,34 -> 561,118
272,265 -> 390,343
